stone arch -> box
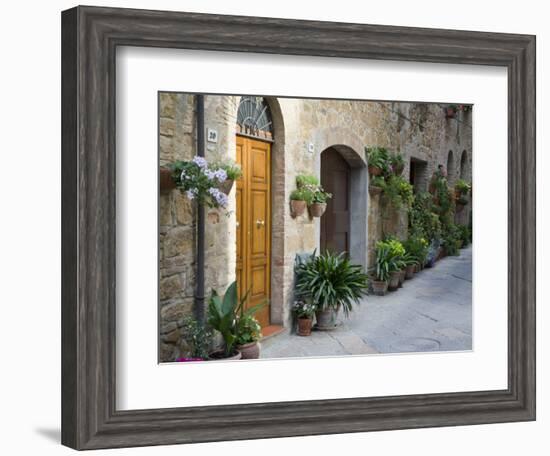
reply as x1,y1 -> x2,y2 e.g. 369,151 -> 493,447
447,150 -> 455,184
313,128 -> 368,269
263,97 -> 286,325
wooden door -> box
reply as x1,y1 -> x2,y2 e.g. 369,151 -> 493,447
320,148 -> 351,254
236,135 -> 271,327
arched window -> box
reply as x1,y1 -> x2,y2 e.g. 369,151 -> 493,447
236,96 -> 273,140
446,150 -> 455,182
460,150 -> 468,179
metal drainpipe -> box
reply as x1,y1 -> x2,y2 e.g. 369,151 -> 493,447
195,95 -> 206,323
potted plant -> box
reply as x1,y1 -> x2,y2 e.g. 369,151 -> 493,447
308,187 -> 332,217
177,316 -> 213,361
292,300 -> 316,336
167,156 -> 231,211
454,179 -> 471,211
289,188 -> 310,217
207,281 -> 263,360
295,251 -> 369,330
235,314 -> 262,359
383,238 -> 406,291
296,173 -> 320,189
366,146 -> 390,176
369,176 -> 385,196
390,153 -> 405,176
403,236 -> 428,277
372,242 -> 392,295
403,252 -> 418,280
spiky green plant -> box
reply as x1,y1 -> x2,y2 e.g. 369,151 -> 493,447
295,251 -> 369,317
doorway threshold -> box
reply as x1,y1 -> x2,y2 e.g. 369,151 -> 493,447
261,325 -> 286,341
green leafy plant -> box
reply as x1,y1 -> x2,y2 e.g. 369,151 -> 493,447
370,176 -> 385,188
311,186 -> 332,204
235,314 -> 262,346
457,224 -> 471,246
403,236 -> 429,266
180,316 -> 213,360
390,153 -> 405,174
295,251 -> 369,317
215,160 -> 242,180
380,175 -> 413,209
296,173 -> 319,188
455,179 -> 471,195
366,146 -> 391,172
409,191 -> 442,242
441,222 -> 460,256
207,282 -> 264,357
373,242 -> 393,281
373,239 -> 405,281
292,300 -> 316,319
167,156 -> 231,209
290,188 -> 312,202
433,175 -> 455,216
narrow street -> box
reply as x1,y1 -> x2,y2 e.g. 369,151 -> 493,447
261,246 -> 472,358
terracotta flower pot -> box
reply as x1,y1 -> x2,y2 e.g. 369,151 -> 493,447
237,341 -> 260,359
398,269 -> 406,287
372,280 -> 388,296
315,308 -> 338,330
297,317 -> 313,336
159,167 -> 176,193
368,165 -> 383,176
308,202 -> 327,217
414,263 -> 421,273
290,199 -> 307,217
218,179 -> 234,195
405,264 -> 416,279
208,349 -> 242,361
388,271 -> 400,291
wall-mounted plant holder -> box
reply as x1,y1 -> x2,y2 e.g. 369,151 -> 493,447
160,167 -> 176,193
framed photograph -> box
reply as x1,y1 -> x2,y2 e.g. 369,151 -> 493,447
61,5 -> 535,450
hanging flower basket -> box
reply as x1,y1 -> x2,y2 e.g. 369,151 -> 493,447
369,185 -> 383,196
165,156 -> 241,210
368,165 -> 383,176
308,202 -> 327,217
218,179 -> 235,195
290,199 -> 307,217
159,167 -> 176,193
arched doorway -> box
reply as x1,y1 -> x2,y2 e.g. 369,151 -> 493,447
320,148 -> 351,254
235,96 -> 273,327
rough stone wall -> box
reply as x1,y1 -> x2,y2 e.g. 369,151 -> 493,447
158,94 -> 472,361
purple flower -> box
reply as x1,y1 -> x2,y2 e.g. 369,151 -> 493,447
208,187 -> 229,208
213,168 -> 227,183
186,189 -> 196,200
192,156 -> 208,169
204,168 -> 227,183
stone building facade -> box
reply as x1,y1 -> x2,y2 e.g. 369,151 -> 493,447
158,93 -> 472,362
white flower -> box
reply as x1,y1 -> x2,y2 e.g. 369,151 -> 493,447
186,189 -> 196,200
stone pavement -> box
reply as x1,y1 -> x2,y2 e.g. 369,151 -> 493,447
261,246 -> 472,359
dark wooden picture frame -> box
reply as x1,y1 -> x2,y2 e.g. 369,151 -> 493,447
61,5 -> 536,450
